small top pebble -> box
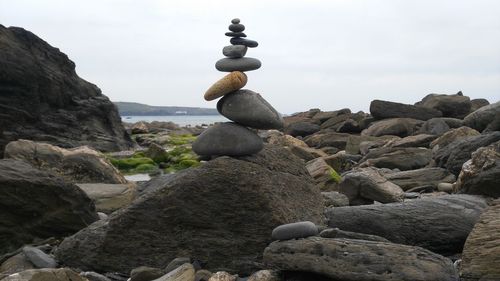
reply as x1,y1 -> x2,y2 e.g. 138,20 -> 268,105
231,18 -> 240,24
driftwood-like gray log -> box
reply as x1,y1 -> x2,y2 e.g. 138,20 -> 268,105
326,195 -> 489,255
264,237 -> 458,281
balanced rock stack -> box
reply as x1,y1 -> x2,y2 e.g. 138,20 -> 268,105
193,18 -> 283,157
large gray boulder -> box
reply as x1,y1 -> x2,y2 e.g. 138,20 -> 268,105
460,199 -> 500,281
0,25 -> 133,157
55,146 -> 324,275
361,118 -> 424,137
434,132 -> 500,175
359,147 -> 432,171
263,237 -> 458,281
4,140 -> 127,184
326,194 -> 489,255
463,101 -> 500,132
416,93 -> 472,119
454,140 -> 500,198
0,159 -> 98,254
370,99 -> 442,120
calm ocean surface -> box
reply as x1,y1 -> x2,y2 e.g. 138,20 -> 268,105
121,115 -> 229,127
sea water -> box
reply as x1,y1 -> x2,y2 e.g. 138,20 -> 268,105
121,115 -> 229,127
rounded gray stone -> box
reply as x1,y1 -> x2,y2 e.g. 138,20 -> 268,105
192,122 -> 264,156
271,221 -> 318,241
229,23 -> 245,32
230,37 -> 258,48
217,90 -> 284,130
231,18 -> 240,24
222,45 -> 247,58
215,57 -> 261,72
225,32 -> 246,37
22,246 -> 58,268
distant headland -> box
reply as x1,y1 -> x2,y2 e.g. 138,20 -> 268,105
114,102 -> 219,116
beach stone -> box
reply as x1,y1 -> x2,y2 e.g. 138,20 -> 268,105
271,221 -> 318,241
2,268 -> 87,281
225,32 -> 246,37
383,133 -> 437,148
208,272 -> 237,281
284,122 -> 320,137
0,253 -> 35,276
247,270 -> 280,281
217,90 -> 284,129
192,122 -> 263,156
263,237 -> 458,281
204,71 -> 247,101
362,118 -> 424,137
215,58 -> 261,72
383,167 -> 456,191
321,192 -> 349,207
229,23 -> 245,32
460,199 -> 500,281
370,99 -> 442,121
22,246 -> 57,268
130,266 -> 165,281
164,257 -> 191,274
222,45 -> 247,58
77,183 -> 137,214
419,118 -> 451,135
470,98 -> 490,112
231,18 -> 240,24
304,132 -> 351,149
438,183 -> 454,193
153,263 -> 195,281
230,37 -> 258,48
430,126 -> 480,149
359,147 -> 433,171
81,272 -> 112,281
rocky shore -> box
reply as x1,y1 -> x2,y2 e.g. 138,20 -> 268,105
1,21 -> 500,281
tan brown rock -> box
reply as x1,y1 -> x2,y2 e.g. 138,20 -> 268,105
460,199 -> 500,281
2,268 -> 87,281
430,126 -> 480,149
208,271 -> 237,281
204,71 -> 247,101
247,270 -> 281,281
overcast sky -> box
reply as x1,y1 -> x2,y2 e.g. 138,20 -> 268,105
1,0 -> 499,113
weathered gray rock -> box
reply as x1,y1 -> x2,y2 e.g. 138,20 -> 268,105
0,253 -> 34,276
326,194 -> 489,255
222,45 -> 247,58
164,258 -> 191,274
55,146 -> 323,275
419,118 -> 451,135
4,139 -> 127,184
460,199 -> 500,281
370,99 -> 442,120
304,132 -> 351,149
0,25 -> 133,158
416,93 -> 472,119
81,272 -> 112,281
344,135 -> 398,154
263,237 -> 458,281
77,183 -> 137,214
430,126 -> 481,149
247,270 -> 280,281
217,90 -> 283,130
469,98 -> 490,112
225,32 -> 246,37
321,192 -> 349,207
384,167 -> 456,191
463,101 -> 500,132
383,134 -> 437,148
284,122 -> 320,137
192,122 -> 263,156
319,228 -> 390,242
229,23 -> 245,32
312,109 -> 351,123
434,132 -> 500,175
289,145 -> 328,162
454,141 -> 500,198
319,114 -> 351,130
208,271 -> 237,281
0,159 -> 98,254
215,58 -> 261,72
339,167 -> 404,205
305,157 -> 339,191
22,247 -> 57,269
359,147 -> 432,171
2,268 -> 88,281
130,266 -> 165,281
323,152 -> 361,173
361,118 -> 424,137
271,221 -> 318,241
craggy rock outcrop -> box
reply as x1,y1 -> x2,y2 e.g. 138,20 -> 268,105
55,146 -> 323,275
4,139 -> 127,184
434,132 -> 500,175
0,159 -> 98,254
454,140 -> 500,198
326,195 -> 488,255
460,199 -> 500,281
264,237 -> 458,281
0,25 -> 133,157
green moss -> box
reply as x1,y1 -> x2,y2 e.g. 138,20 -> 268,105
166,134 -> 196,146
110,157 -> 155,170
329,168 -> 342,183
132,151 -> 146,158
133,163 -> 157,173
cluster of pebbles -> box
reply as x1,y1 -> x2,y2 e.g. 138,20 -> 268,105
193,18 -> 284,157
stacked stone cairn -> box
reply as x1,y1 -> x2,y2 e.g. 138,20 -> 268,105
193,18 -> 284,157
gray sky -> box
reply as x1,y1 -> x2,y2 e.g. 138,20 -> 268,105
1,0 -> 499,113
